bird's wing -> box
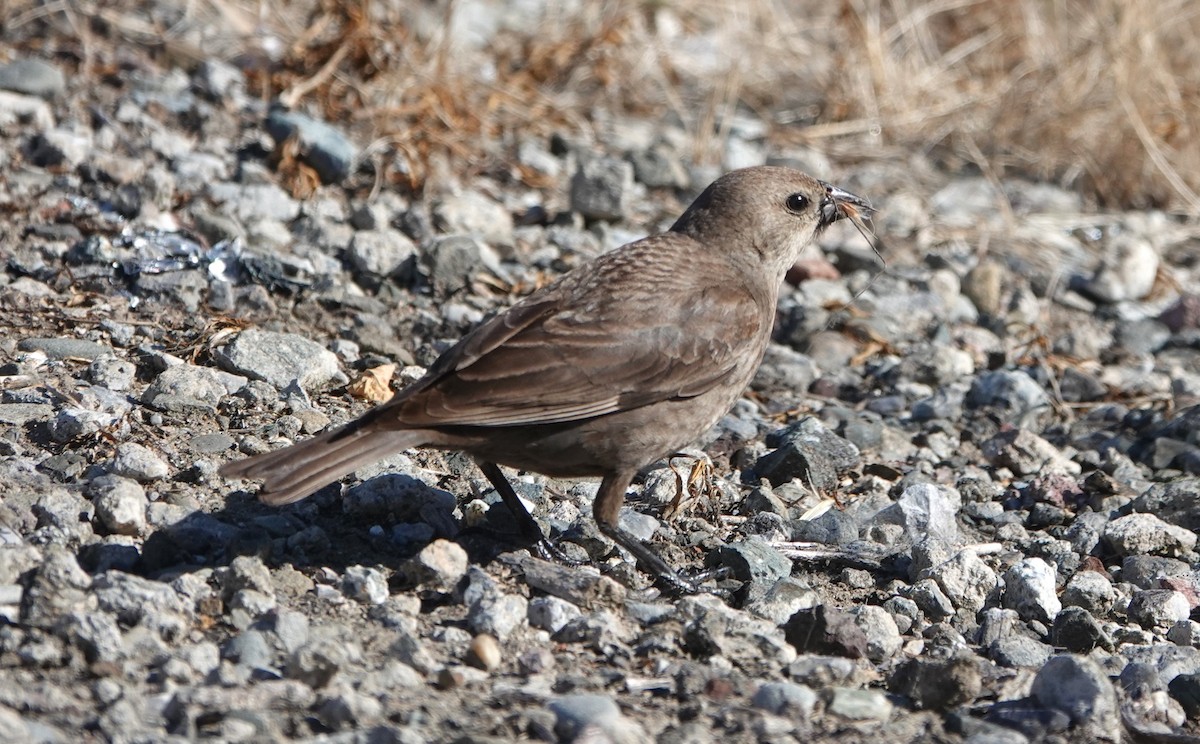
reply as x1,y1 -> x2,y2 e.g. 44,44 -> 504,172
391,234 -> 766,428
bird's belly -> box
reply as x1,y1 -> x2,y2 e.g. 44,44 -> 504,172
435,382 -> 747,478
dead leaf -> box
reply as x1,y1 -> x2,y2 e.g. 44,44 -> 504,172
348,364 -> 396,402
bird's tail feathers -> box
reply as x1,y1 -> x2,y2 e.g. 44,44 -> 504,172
220,424 -> 424,506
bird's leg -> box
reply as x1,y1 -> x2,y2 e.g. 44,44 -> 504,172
477,461 -> 581,565
594,472 -> 699,594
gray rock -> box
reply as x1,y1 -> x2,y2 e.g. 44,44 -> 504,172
826,687 -> 893,721
87,356 -> 136,391
528,595 -> 582,634
342,566 -> 389,605
1114,318 -> 1171,356
92,571 -> 190,639
179,168 -> 235,209
1083,235 -> 1159,303
266,610 -> 310,654
756,417 -> 858,491
907,578 -> 956,621
982,428 -> 1080,477
21,549 -> 91,629
420,235 -> 500,296
711,536 -> 791,587
852,605 -> 902,661
0,581 -> 23,621
724,132 -> 765,171
318,687 -> 385,728
265,107 -> 357,183
766,416 -> 861,470
1030,654 -> 1119,729
1120,662 -> 1186,728
881,596 -> 920,635
549,693 -> 646,743
208,182 -> 301,223
1132,478 -> 1200,531
1061,570 -> 1116,615
1121,555 -> 1189,589
516,137 -> 562,179
230,588 -> 276,621
1052,607 -> 1114,652
752,343 -> 819,396
570,156 -> 634,221
224,628 -> 276,671
891,654 -> 983,710
0,403 -> 53,426
1057,367 -> 1107,402
617,507 -> 659,542
1105,513 -> 1197,557
990,634 -> 1053,668
745,577 -> 821,625
0,90 -> 53,130
26,128 -> 91,168
17,337 -> 112,361
750,681 -> 816,717
680,596 -> 795,669
929,550 -> 997,613
629,145 -> 690,189
977,607 -> 1020,647
0,706 -> 36,742
220,555 -> 275,600
1002,558 -> 1062,623
142,363 -> 228,412
288,632 -> 359,689
1063,511 -> 1109,556
60,610 -> 123,664
786,657 -> 858,694
782,604 -> 869,659
791,508 -> 858,546
216,329 -> 343,391
912,384 -> 967,421
889,483 -> 961,545
346,472 -> 455,525
188,432 -> 236,454
29,486 -> 94,543
1127,590 -> 1191,631
1160,294 -> 1200,332
433,190 -> 514,246
347,228 -> 416,281
1121,644 -> 1200,684
467,588 -> 527,641
0,58 -> 65,98
1052,325 -> 1113,362
108,442 -> 169,482
47,408 -> 119,443
930,178 -> 1000,228
1169,673 -> 1200,718
966,369 -> 1049,413
193,58 -> 245,99
88,475 -> 147,536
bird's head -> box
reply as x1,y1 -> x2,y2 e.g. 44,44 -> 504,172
671,166 -> 873,275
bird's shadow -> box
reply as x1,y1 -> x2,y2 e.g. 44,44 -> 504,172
126,472 -> 535,588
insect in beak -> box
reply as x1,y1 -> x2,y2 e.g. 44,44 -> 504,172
818,182 -> 874,228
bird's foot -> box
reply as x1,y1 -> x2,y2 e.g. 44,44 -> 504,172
532,535 -> 587,567
597,520 -> 728,596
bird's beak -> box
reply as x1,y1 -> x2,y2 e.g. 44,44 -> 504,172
818,181 -> 874,228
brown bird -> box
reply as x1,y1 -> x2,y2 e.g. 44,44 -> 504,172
220,166 -> 871,591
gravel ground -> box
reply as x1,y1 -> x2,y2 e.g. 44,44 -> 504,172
4,6 -> 1200,744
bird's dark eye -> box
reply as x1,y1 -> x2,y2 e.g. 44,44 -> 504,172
785,193 -> 810,213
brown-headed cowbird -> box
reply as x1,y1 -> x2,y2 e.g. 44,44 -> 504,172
220,166 -> 871,590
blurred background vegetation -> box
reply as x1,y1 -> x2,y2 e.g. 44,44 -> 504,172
5,0 -> 1199,212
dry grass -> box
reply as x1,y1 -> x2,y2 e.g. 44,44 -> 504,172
4,0 -> 1199,211
820,0 -> 1200,211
